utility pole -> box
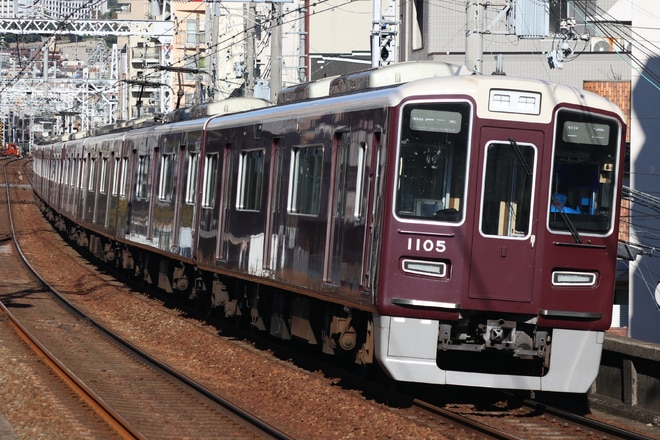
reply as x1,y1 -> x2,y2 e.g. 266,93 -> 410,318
465,1 -> 483,73
244,3 -> 256,97
270,3 -> 282,102
465,1 -> 548,74
371,0 -> 381,68
298,0 -> 309,82
371,0 -> 398,68
205,0 -> 220,101
42,37 -> 50,98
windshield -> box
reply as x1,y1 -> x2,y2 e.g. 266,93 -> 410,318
395,102 -> 471,222
549,110 -> 620,234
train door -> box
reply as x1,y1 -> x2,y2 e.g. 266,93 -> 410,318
172,143 -> 190,257
178,136 -> 201,258
215,144 -> 232,261
263,138 -> 284,272
91,152 -> 101,224
81,152 -> 94,222
98,151 -> 111,227
147,146 -> 159,240
324,132 -> 368,289
123,147 -> 137,236
72,153 -> 83,219
363,131 -> 382,293
468,127 -> 542,303
57,151 -> 66,211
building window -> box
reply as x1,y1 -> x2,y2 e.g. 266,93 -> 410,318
186,19 -> 198,44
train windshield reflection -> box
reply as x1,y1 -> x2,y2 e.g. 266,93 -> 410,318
395,102 -> 471,221
549,110 -> 620,234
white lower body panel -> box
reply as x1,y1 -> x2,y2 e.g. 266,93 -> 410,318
373,315 -> 604,393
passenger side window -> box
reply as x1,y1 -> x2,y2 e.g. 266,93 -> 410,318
158,153 -> 175,202
237,149 -> 264,211
135,154 -> 151,200
100,157 -> 108,194
288,145 -> 323,215
88,157 -> 96,192
202,153 -> 219,208
185,152 -> 199,205
119,157 -> 129,198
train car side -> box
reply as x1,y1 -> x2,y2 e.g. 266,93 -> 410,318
186,94 -> 393,355
197,95 -> 389,300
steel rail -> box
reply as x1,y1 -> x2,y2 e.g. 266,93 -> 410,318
1,158 -> 146,439
5,158 -> 293,440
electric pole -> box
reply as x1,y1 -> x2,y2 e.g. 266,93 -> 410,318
465,1 -> 484,73
371,0 -> 398,67
270,3 -> 282,102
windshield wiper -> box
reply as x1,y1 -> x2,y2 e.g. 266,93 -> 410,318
557,210 -> 581,243
551,195 -> 582,244
508,137 -> 532,176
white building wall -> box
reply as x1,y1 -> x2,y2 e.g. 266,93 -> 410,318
401,0 -> 631,88
308,0 -> 371,54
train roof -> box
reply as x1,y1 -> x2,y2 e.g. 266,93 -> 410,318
204,69 -> 626,132
164,97 -> 272,122
277,61 -> 469,104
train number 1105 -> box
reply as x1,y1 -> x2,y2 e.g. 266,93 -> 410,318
407,237 -> 447,253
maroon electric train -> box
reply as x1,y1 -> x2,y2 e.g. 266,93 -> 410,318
32,62 -> 626,392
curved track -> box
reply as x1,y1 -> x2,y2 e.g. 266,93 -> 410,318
0,158 -> 291,440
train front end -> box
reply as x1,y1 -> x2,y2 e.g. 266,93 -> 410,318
373,76 -> 626,392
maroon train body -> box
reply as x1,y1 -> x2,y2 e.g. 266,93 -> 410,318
32,62 -> 626,392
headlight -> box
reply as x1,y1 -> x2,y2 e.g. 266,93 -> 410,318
552,271 -> 597,287
402,259 -> 447,278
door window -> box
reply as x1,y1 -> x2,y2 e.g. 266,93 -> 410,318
481,140 -> 536,238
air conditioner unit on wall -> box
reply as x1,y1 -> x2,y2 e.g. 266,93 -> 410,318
590,37 -> 631,53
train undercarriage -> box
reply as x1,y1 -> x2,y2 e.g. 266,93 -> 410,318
40,202 -> 374,368
436,313 -> 551,377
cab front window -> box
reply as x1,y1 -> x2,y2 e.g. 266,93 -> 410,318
395,102 -> 471,222
549,110 -> 620,234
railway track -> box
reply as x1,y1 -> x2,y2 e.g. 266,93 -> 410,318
230,322 -> 659,440
2,156 -> 658,439
412,393 -> 657,440
0,158 -> 290,440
